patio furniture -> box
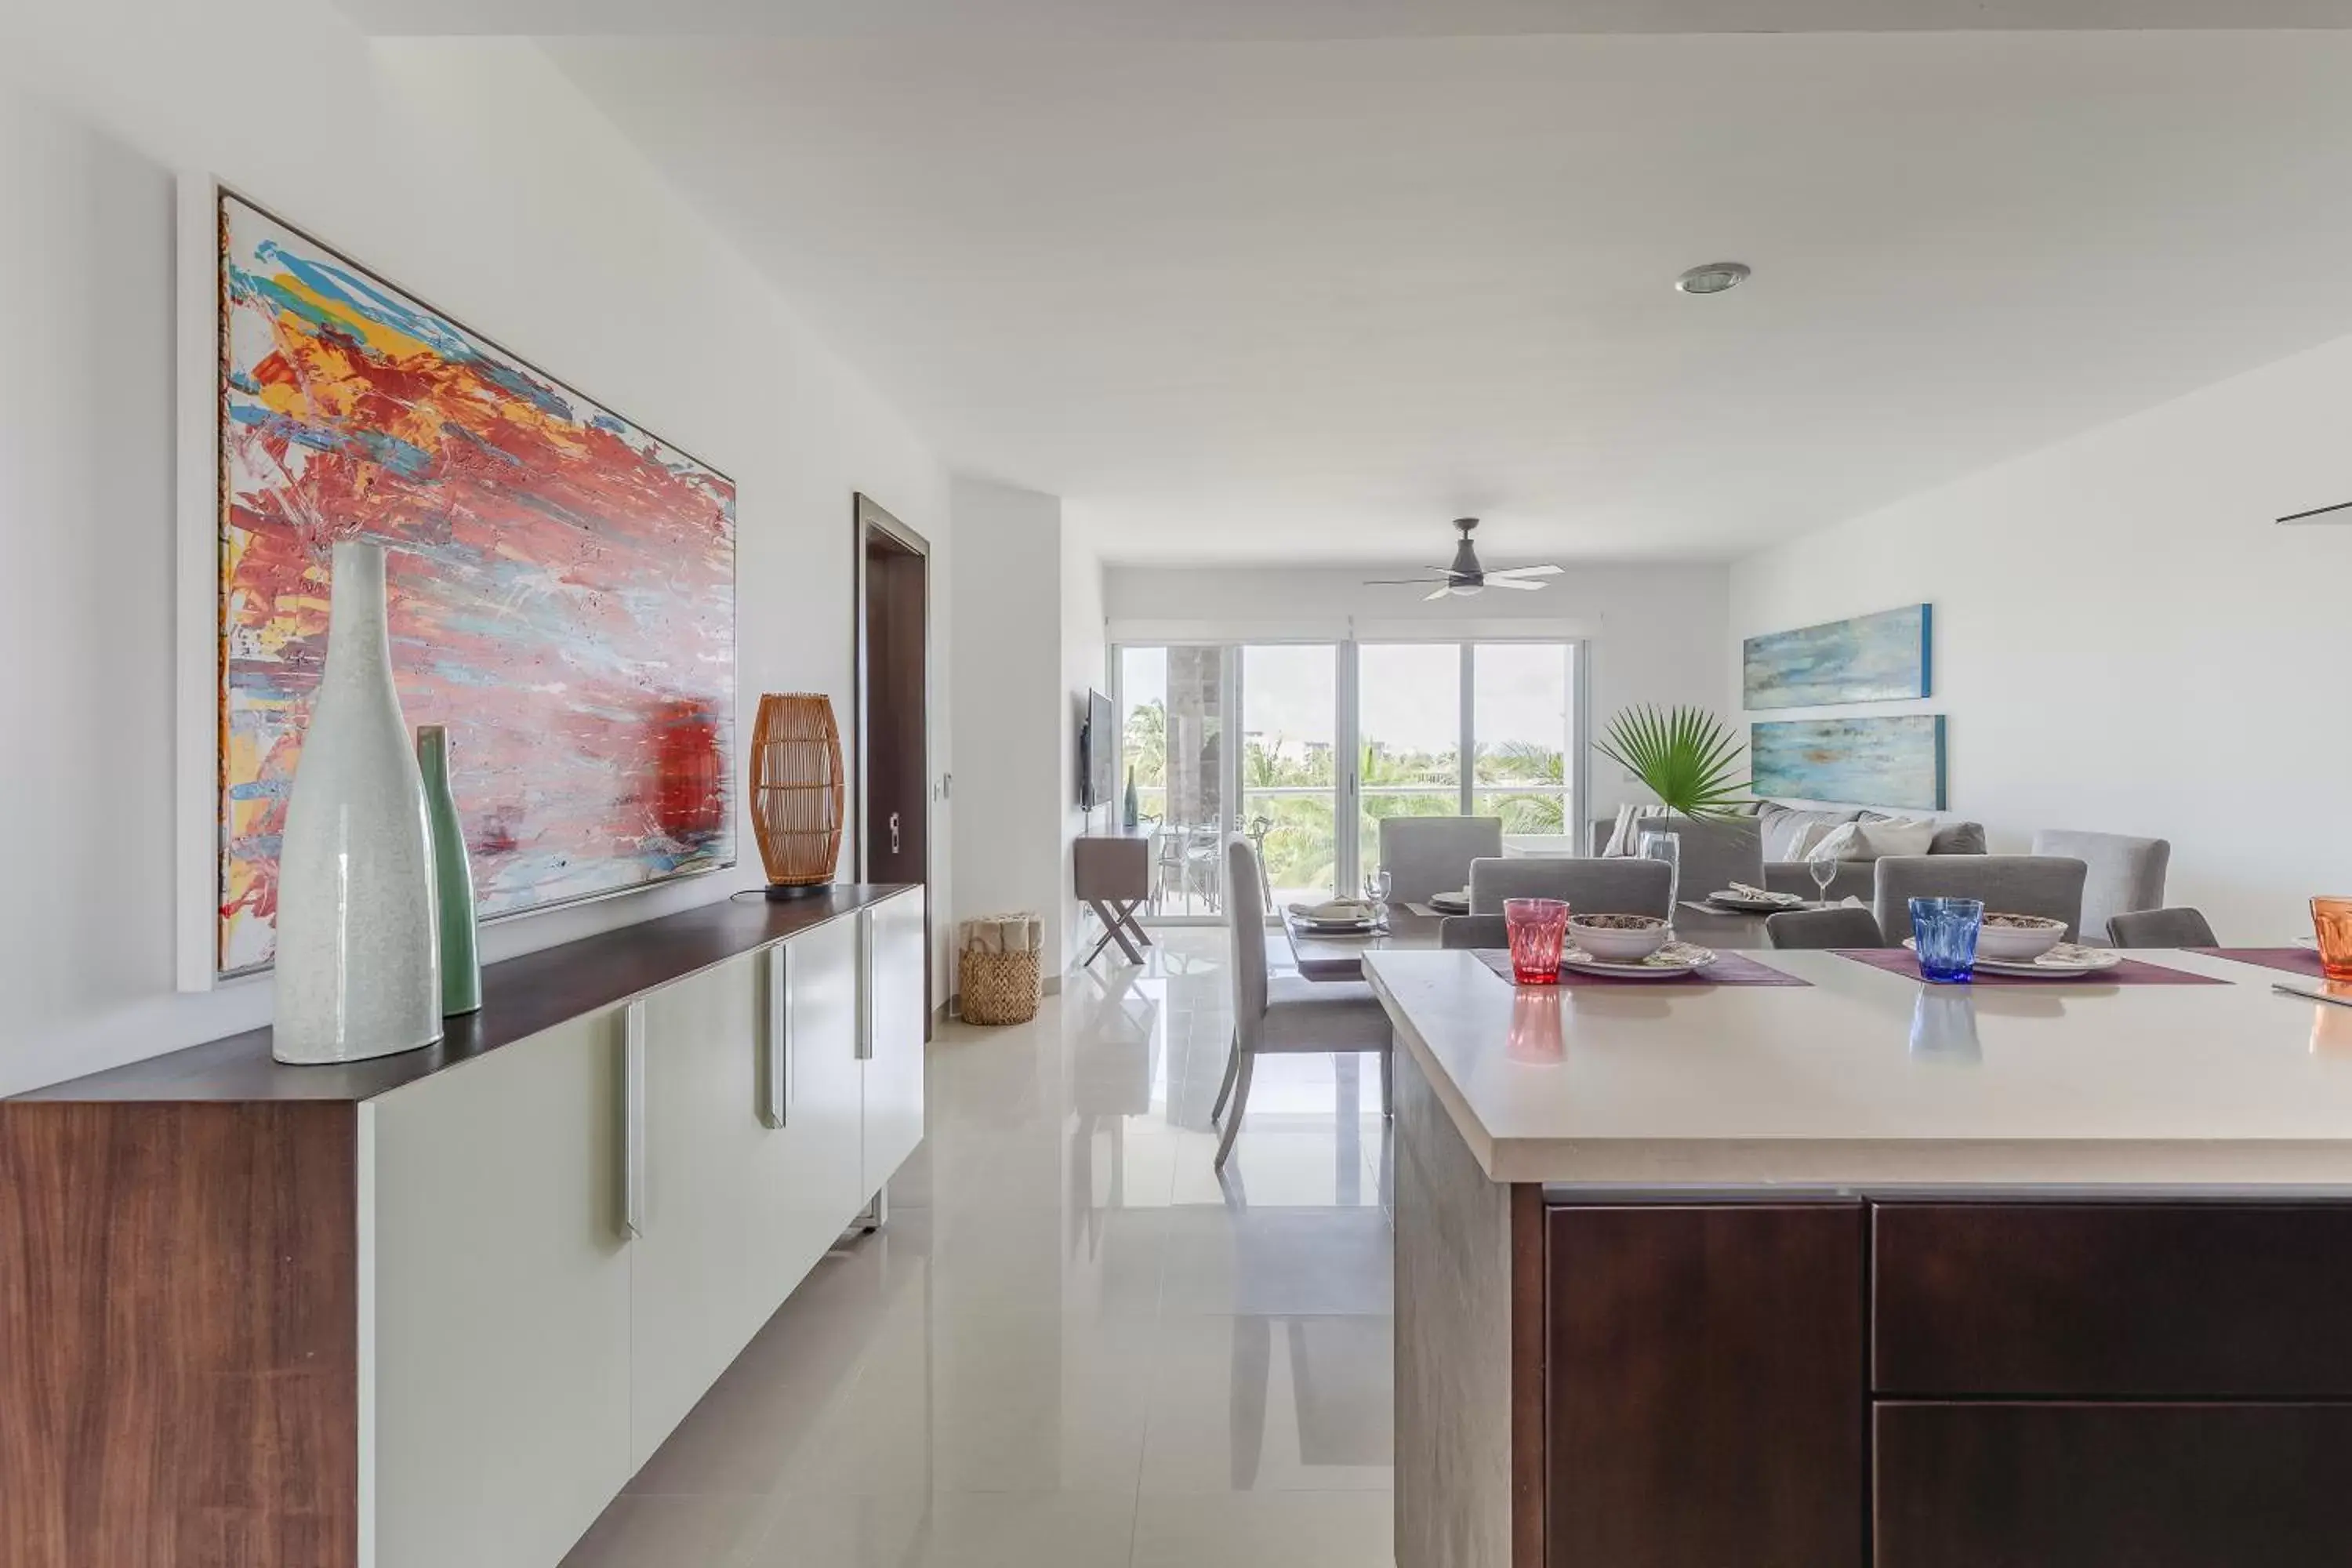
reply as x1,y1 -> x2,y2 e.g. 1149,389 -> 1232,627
1873,855 -> 2088,944
1214,837 -> 1393,1168
1379,815 -> 1503,902
2031,829 -> 2170,944
2107,906 -> 2219,947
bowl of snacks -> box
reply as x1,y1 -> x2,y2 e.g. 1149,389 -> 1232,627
1565,912 -> 1671,963
1975,912 -> 2068,963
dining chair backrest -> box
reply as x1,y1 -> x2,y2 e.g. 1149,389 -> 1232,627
1468,855 -> 1672,919
1873,855 -> 2088,943
1639,815 -> 1765,901
1379,816 -> 1504,902
1225,837 -> 1269,1025
1764,906 -> 1887,949
2106,906 -> 2219,948
1439,914 -> 1510,949
2029,829 -> 2170,944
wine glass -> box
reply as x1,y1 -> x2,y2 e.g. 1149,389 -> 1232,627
1365,866 -> 1393,910
1806,845 -> 1838,908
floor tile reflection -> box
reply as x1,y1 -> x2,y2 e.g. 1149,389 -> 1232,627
560,927 -> 1394,1568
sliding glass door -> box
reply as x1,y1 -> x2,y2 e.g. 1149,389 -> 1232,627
1356,644 -> 1464,878
1240,644 -> 1340,910
1115,637 -> 1581,920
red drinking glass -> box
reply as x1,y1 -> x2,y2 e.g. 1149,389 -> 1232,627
1505,897 -> 1571,985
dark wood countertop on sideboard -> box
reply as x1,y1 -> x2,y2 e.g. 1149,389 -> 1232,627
13,885 -> 914,1106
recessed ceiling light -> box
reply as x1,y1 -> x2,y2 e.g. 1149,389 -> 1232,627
1675,261 -> 1751,296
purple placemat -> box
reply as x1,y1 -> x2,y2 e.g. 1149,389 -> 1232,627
2187,946 -> 2325,978
1473,949 -> 1810,988
1832,948 -> 2228,985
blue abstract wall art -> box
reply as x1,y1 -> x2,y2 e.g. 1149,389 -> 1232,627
1751,715 -> 1947,811
1743,604 -> 1932,710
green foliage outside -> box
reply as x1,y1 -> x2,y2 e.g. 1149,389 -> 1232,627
1122,699 -> 1568,896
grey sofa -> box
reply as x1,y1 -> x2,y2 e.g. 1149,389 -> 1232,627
1588,803 -> 1987,902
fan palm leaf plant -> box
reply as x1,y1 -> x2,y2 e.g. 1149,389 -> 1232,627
1593,706 -> 1751,822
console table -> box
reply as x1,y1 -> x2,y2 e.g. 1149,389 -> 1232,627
0,885 -> 926,1568
1076,829 -> 1153,965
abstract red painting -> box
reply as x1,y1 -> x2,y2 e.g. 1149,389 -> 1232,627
217,193 -> 736,978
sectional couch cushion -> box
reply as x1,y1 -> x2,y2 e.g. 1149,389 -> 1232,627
1757,804 -> 1862,862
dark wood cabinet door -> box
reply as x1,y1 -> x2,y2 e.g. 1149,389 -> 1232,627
1545,1203 -> 1864,1568
1875,1201 -> 2352,1398
1877,1402 -> 2352,1568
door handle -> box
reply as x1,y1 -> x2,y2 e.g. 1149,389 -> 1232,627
889,811 -> 902,855
622,1000 -> 647,1240
762,944 -> 789,1130
855,909 -> 875,1061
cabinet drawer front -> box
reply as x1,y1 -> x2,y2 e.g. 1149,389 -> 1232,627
1547,1203 -> 1865,1568
1874,1202 -> 2352,1397
1875,1402 -> 2352,1568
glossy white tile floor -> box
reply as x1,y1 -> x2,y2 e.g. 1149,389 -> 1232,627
561,928 -> 1396,1568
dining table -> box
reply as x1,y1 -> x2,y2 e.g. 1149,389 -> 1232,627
1281,898 -> 1773,981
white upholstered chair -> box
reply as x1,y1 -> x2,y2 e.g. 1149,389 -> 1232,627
2030,829 -> 2169,945
1212,837 -> 1393,1169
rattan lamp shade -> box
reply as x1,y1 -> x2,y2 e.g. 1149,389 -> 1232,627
750,693 -> 844,898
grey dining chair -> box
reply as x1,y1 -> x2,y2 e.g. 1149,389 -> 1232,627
1765,906 -> 1887,949
2106,906 -> 2219,948
1468,855 -> 1673,920
1636,815 -> 1765,905
1378,815 -> 1503,903
1214,837 -> 1393,1168
1439,914 -> 1509,949
1873,855 -> 2089,944
2030,829 -> 2170,944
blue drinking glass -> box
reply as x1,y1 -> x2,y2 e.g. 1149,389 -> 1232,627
1910,897 -> 1985,983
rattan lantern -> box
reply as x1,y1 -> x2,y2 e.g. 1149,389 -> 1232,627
750,693 -> 845,899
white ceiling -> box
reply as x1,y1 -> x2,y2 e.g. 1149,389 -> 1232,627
379,16 -> 2352,565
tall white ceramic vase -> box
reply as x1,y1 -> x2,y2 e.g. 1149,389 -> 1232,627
273,539 -> 444,1064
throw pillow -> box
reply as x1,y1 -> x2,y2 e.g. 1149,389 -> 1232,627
1805,822 -> 1867,862
1857,818 -> 1939,858
1600,803 -> 1662,858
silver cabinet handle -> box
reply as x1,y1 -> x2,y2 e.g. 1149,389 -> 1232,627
622,1000 -> 648,1239
889,811 -> 902,855
763,943 -> 790,1129
856,909 -> 875,1061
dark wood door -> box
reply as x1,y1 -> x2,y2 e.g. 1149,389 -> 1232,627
858,498 -> 929,1025
1545,1203 -> 1865,1568
1877,1402 -> 2352,1567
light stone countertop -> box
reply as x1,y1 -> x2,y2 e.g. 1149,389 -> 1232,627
1364,946 -> 2352,1188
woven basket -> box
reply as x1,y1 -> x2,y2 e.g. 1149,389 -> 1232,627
959,913 -> 1043,1025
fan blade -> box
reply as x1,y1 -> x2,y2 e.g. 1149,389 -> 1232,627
1488,564 -> 1563,579
1488,577 -> 1545,590
1423,584 -> 1456,601
1363,576 -> 1453,585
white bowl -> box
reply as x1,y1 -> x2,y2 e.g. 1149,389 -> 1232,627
1975,913 -> 2067,963
1566,914 -> 1669,963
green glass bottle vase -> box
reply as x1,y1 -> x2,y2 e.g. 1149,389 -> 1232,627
415,724 -> 482,1016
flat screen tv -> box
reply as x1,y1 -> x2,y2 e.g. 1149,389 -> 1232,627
1079,689 -> 1116,811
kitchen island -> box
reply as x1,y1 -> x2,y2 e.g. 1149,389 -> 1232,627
1366,946 -> 2352,1568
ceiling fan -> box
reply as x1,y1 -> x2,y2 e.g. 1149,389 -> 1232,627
1364,518 -> 1563,600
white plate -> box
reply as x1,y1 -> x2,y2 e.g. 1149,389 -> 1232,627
1294,916 -> 1379,935
1902,938 -> 2122,976
1705,891 -> 1801,912
1559,942 -> 1717,979
1429,893 -> 1471,914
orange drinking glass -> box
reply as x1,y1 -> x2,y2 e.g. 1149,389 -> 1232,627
2314,898 -> 2352,982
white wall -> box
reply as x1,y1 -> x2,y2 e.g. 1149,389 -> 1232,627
1061,534 -> 1109,963
949,477 -> 1069,975
1730,331 -> 2352,942
0,13 -> 949,1096
1103,561 -> 1731,820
